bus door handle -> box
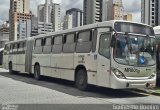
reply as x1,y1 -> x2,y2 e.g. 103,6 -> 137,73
102,65 -> 105,67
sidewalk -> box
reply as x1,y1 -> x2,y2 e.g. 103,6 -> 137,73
0,67 -> 9,72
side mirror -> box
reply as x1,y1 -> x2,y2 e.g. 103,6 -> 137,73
110,35 -> 116,47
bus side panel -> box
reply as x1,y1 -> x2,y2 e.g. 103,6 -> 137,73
60,53 -> 74,81
51,54 -> 60,79
12,54 -> 17,71
25,39 -> 34,73
16,53 -> 25,72
40,54 -> 51,77
74,53 -> 97,85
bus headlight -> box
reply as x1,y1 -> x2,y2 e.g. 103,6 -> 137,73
112,68 -> 126,79
149,72 -> 156,79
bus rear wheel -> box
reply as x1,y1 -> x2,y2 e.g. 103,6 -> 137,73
75,69 -> 88,91
34,65 -> 41,80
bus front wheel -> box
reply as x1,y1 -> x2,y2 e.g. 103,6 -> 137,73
75,69 -> 88,91
34,65 -> 41,80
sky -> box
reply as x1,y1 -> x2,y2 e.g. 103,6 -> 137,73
0,0 -> 141,25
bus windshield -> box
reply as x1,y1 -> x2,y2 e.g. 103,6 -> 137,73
114,34 -> 156,66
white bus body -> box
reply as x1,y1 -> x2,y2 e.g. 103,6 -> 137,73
3,21 -> 156,90
154,26 -> 160,77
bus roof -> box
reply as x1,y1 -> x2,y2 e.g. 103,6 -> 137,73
5,38 -> 27,45
154,26 -> 160,34
33,20 -> 152,39
5,20 -> 153,44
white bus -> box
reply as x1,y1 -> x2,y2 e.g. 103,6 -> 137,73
154,26 -> 160,78
3,20 -> 156,90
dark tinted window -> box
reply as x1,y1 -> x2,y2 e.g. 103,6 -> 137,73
52,36 -> 62,53
43,37 -> 52,54
63,34 -> 76,53
76,30 -> 92,53
99,34 -> 111,59
34,39 -> 43,54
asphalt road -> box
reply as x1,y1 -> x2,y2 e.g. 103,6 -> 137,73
0,68 -> 160,110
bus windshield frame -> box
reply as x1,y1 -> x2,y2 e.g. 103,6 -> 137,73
113,33 -> 156,67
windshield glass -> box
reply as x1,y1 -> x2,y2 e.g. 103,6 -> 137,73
114,34 -> 156,66
155,34 -> 160,44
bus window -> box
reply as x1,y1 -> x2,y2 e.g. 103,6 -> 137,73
34,39 -> 43,54
18,42 -> 25,54
92,29 -> 97,52
52,36 -> 63,54
4,45 -> 9,55
12,43 -> 17,54
43,37 -> 52,54
76,30 -> 92,53
63,34 -> 76,53
99,34 -> 111,59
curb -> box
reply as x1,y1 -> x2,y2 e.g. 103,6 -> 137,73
135,89 -> 160,96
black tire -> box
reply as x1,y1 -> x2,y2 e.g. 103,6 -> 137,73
34,65 -> 41,80
9,63 -> 13,74
75,69 -> 88,91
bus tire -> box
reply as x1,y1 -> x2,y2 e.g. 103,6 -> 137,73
34,64 -> 41,80
75,69 -> 88,91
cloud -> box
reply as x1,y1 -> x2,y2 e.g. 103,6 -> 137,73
0,0 -> 9,24
123,0 -> 141,22
0,0 -> 141,25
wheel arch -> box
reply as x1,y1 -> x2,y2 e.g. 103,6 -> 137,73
74,65 -> 87,81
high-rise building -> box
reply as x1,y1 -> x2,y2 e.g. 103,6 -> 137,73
38,0 -> 61,32
9,0 -> 32,41
66,8 -> 83,28
0,21 -> 9,48
123,13 -> 132,21
141,0 -> 160,26
31,16 -> 38,36
18,19 -> 31,39
38,0 -> 53,23
83,0 -> 113,25
51,3 -> 61,32
38,22 -> 53,34
63,14 -> 73,30
113,0 -> 124,20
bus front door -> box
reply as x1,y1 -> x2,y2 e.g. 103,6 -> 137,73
97,33 -> 111,87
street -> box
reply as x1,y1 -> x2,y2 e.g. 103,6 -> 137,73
0,68 -> 160,110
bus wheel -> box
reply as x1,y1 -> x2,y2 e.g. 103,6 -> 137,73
34,65 -> 41,80
9,63 -> 13,74
75,69 -> 88,91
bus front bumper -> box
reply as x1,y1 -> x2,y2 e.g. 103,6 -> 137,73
110,73 -> 156,89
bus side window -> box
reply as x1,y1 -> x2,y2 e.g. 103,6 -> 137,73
17,43 -> 20,54
4,45 -> 8,55
92,29 -> 97,52
34,39 -> 43,54
13,44 -> 17,54
76,30 -> 92,53
52,36 -> 62,54
99,33 -> 111,59
43,37 -> 52,54
63,33 -> 76,53
23,42 -> 26,53
10,44 -> 12,54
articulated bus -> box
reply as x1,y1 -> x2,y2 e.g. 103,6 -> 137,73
154,26 -> 160,78
3,20 -> 156,90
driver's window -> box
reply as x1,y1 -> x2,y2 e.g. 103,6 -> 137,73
99,34 -> 111,59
